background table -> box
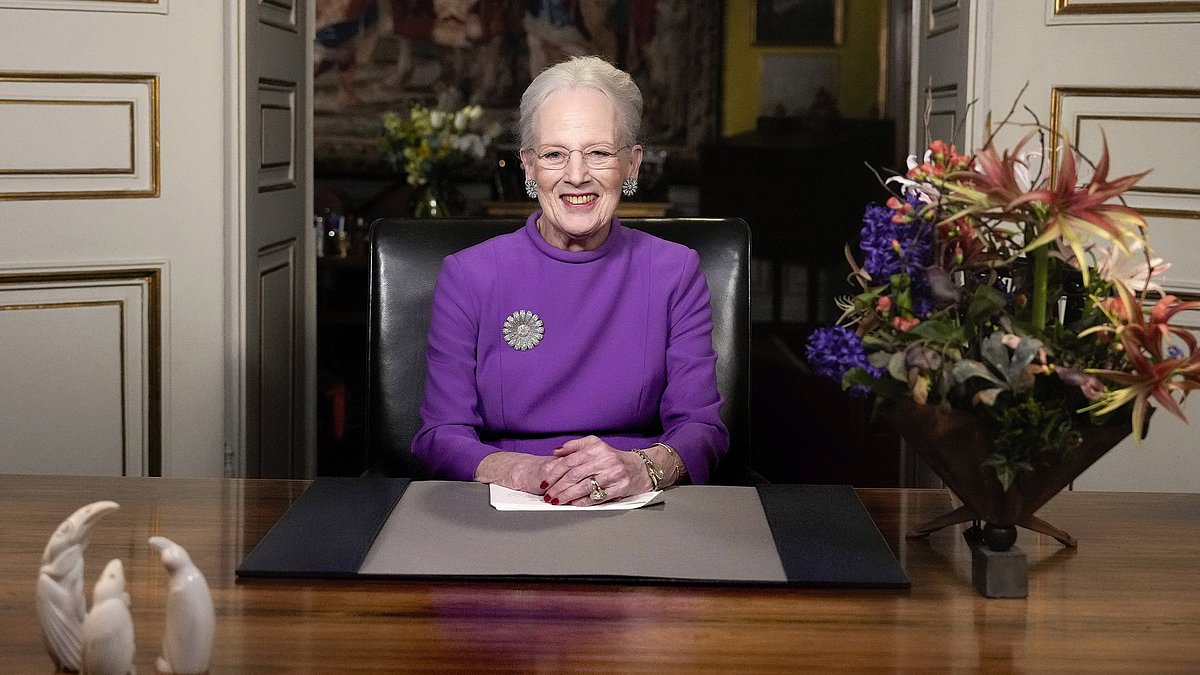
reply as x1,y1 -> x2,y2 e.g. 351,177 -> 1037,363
2,475 -> 1198,672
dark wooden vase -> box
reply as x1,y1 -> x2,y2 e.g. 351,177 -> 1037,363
887,398 -> 1137,549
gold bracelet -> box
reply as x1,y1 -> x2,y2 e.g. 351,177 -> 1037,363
651,442 -> 686,481
633,449 -> 663,490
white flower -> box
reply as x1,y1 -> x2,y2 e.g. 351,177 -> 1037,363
429,110 -> 447,129
454,134 -> 486,159
906,150 -> 932,172
453,110 -> 468,132
1013,148 -> 1047,192
885,175 -> 939,204
886,150 -> 940,203
1096,239 -> 1170,295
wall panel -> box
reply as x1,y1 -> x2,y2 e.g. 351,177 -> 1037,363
259,0 -> 296,32
0,267 -> 161,475
257,79 -> 296,192
0,0 -> 167,13
256,240 -> 295,477
0,73 -> 159,200
1074,302 -> 1200,492
927,0 -> 962,36
1050,0 -> 1200,23
1051,87 -> 1200,291
0,100 -> 133,174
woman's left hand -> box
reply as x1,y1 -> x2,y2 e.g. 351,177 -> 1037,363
543,436 -> 654,506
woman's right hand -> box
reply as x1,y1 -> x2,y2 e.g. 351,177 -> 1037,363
473,452 -> 557,495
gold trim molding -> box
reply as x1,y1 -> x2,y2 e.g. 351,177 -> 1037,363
0,99 -> 135,175
0,72 -> 159,201
1055,0 -> 1200,14
0,268 -> 163,475
1049,86 -> 1200,219
1073,113 -> 1200,196
0,0 -> 165,14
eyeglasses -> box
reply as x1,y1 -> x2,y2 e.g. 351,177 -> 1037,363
526,145 -> 629,170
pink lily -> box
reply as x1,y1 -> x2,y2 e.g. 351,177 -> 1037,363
1012,134 -> 1150,284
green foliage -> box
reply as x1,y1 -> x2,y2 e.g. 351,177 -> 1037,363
983,392 -> 1079,491
966,285 -> 1007,327
843,367 -> 907,398
810,132 -> 1188,494
378,104 -> 498,187
907,319 -> 962,343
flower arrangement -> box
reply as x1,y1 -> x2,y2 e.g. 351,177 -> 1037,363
807,127 -> 1199,490
379,103 -> 498,188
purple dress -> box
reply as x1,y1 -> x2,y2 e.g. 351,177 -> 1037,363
412,212 -> 729,483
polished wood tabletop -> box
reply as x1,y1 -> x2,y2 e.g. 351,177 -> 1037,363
2,475 -> 1198,673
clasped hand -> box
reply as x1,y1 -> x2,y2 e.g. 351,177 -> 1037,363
475,436 -> 654,506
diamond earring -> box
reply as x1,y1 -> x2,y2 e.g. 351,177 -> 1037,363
621,177 -> 637,197
524,178 -> 538,199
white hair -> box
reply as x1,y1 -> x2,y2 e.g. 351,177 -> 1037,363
519,56 -> 643,149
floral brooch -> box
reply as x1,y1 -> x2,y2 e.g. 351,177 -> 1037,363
502,310 -> 544,351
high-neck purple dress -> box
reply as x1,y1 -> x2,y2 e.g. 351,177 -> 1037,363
413,212 -> 729,483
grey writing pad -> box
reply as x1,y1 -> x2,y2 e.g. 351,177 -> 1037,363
359,482 -> 787,583
237,478 -> 909,587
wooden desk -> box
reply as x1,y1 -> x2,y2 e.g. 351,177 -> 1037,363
2,475 -> 1198,672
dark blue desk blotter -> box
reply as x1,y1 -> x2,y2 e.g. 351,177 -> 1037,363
238,477 -> 410,578
238,479 -> 907,588
756,484 -> 909,588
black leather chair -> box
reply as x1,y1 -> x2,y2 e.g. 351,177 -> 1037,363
367,218 -> 755,484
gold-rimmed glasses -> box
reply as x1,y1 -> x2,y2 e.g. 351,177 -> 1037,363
525,145 -> 630,170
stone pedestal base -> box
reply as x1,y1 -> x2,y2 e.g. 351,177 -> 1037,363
965,529 -> 1028,598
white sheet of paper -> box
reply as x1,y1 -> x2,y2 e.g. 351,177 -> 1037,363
489,484 -> 664,511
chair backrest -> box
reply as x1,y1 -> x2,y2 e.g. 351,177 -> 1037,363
367,217 -> 751,483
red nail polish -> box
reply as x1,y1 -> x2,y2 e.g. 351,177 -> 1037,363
551,498 -> 560,505
540,481 -> 548,490
543,495 -> 551,502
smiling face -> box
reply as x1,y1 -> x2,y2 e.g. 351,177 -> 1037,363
523,87 -> 642,252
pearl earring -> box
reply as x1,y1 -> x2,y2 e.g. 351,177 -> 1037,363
621,177 -> 637,197
524,178 -> 538,199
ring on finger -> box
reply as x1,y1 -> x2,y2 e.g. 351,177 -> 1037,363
588,475 -> 607,501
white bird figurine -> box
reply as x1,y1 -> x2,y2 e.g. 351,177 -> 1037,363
37,500 -> 120,672
81,559 -> 135,675
148,536 -> 214,674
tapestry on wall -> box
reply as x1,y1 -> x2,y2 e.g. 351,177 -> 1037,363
314,0 -> 722,174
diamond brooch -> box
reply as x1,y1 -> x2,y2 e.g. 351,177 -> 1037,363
502,310 -> 544,351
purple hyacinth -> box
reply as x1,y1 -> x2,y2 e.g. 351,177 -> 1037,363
860,200 -> 935,316
805,326 -> 883,396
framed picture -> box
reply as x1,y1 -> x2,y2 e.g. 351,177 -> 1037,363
753,0 -> 844,46
759,54 -> 839,117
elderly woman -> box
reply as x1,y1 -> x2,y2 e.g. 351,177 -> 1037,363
412,56 -> 728,505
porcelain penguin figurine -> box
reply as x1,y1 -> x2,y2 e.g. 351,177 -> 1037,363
37,501 -> 120,672
148,536 -> 214,674
81,559 -> 135,675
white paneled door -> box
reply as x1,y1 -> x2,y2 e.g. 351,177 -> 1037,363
912,0 -> 1200,492
0,2 -> 313,478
